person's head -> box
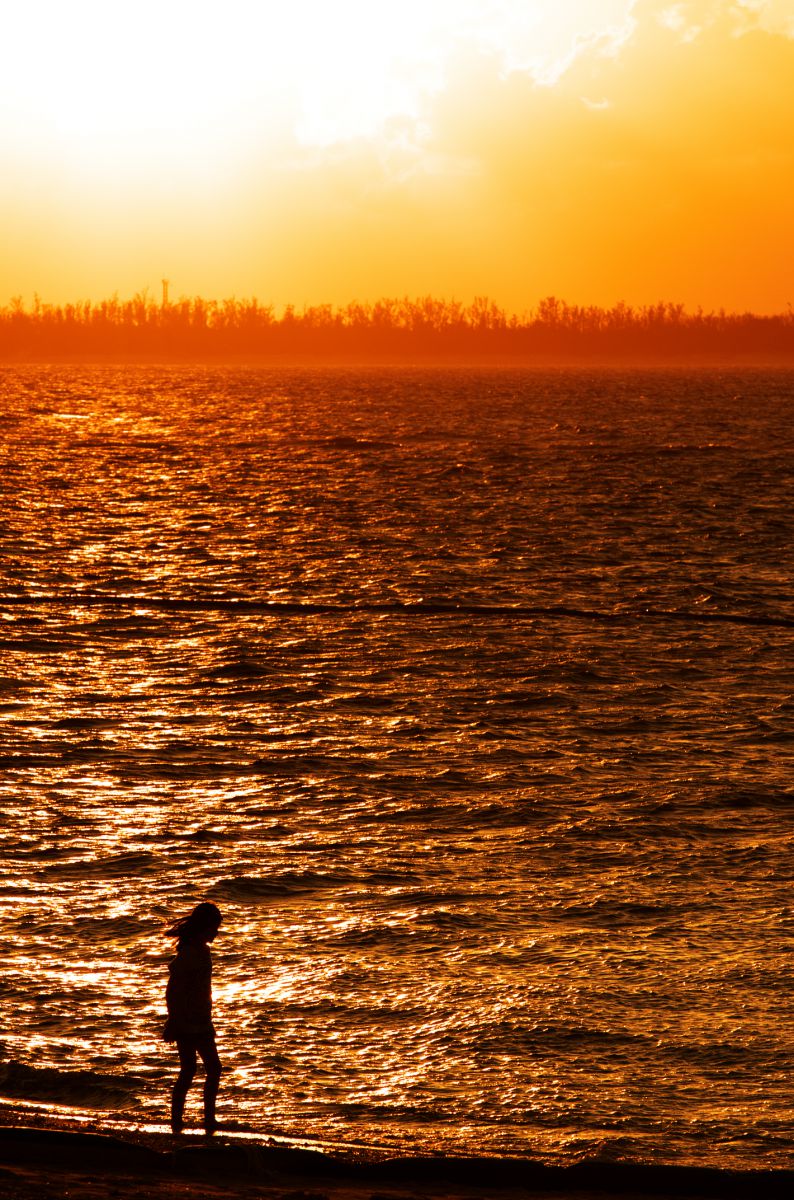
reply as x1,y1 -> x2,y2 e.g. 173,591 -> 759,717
167,901 -> 222,946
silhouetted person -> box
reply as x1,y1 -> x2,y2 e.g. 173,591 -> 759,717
163,901 -> 223,1135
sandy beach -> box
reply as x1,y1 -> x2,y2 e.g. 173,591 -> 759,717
1,1102 -> 793,1200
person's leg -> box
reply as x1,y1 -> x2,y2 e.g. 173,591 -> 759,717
171,1040 -> 197,1133
196,1036 -> 222,1134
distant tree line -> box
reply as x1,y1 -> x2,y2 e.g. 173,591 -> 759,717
1,293 -> 793,362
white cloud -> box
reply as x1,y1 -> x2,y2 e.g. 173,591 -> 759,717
734,1 -> 794,35
637,0 -> 794,39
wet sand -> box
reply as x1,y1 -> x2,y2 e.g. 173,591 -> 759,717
0,1104 -> 792,1200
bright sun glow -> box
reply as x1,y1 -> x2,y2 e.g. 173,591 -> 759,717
2,0 -> 633,155
2,1 -> 792,312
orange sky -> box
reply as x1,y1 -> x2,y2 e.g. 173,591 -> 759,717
1,0 -> 792,313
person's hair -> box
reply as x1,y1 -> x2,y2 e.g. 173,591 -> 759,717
167,902 -> 222,947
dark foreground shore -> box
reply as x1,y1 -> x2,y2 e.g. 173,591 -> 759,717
0,1109 -> 792,1200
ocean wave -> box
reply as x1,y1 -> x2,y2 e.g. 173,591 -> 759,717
206,657 -> 274,680
0,754 -> 63,768
364,868 -> 423,886
0,1060 -> 139,1110
39,852 -> 157,880
326,926 -> 423,950
712,785 -> 794,810
243,685 -> 324,703
554,899 -> 673,924
29,914 -> 153,941
414,909 -> 483,930
209,865 -> 428,903
52,716 -> 122,730
334,692 -> 396,709
487,689 -> 573,709
474,1021 -> 657,1056
208,870 -> 361,901
313,436 -> 398,451
3,593 -> 793,627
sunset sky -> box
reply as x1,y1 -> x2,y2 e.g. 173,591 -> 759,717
1,0 -> 792,313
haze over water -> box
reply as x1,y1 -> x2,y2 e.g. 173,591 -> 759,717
0,366 -> 792,1169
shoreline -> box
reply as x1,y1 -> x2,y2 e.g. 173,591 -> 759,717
0,1105 -> 792,1200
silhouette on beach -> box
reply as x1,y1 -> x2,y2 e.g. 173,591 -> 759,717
163,902 -> 223,1136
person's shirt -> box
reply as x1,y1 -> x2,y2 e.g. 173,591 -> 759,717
165,938 -> 214,1037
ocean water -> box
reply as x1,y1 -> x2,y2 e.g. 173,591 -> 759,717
0,365 -> 792,1169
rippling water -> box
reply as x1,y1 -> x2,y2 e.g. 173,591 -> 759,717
0,366 -> 792,1169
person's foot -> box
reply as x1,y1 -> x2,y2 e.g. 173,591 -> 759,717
170,1121 -> 184,1135
203,1118 -> 220,1137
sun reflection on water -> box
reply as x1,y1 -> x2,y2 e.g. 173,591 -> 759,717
0,368 -> 792,1166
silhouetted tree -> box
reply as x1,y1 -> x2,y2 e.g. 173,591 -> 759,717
1,292 -> 792,363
